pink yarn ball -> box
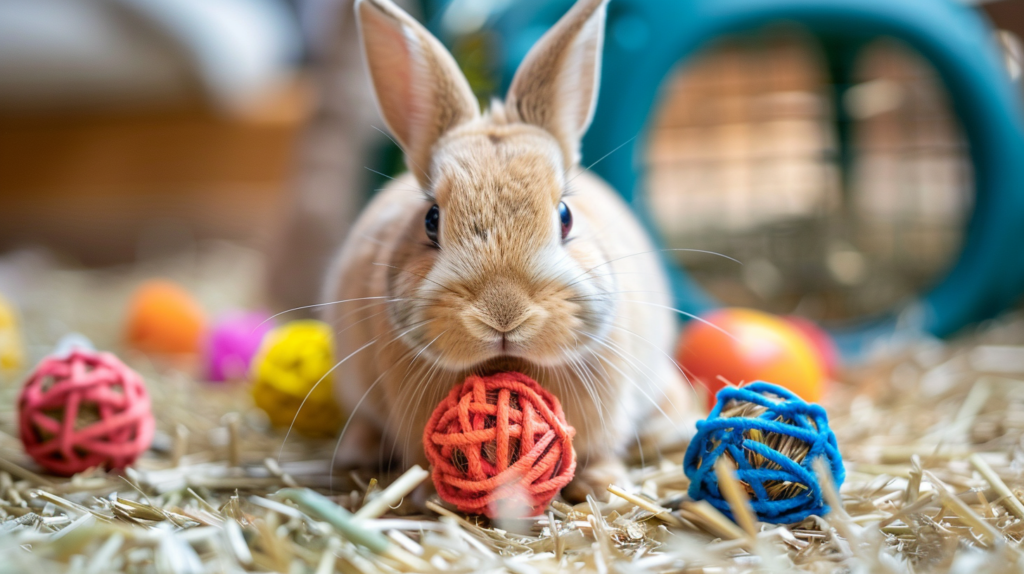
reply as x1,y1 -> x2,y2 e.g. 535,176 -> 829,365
18,349 -> 154,476
205,311 -> 273,382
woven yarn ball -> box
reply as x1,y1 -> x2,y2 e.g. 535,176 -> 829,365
683,382 -> 844,524
125,279 -> 207,355
18,349 -> 154,476
250,320 -> 343,437
423,372 -> 576,518
0,292 -> 25,371
205,311 -> 273,382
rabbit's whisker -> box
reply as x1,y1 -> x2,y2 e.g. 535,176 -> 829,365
372,262 -> 461,297
258,296 -> 398,331
616,299 -> 741,344
382,330 -> 448,476
563,133 -> 639,184
582,349 -> 649,468
392,349 -> 447,479
567,288 -> 670,302
606,324 -> 696,392
563,248 -> 741,290
326,318 -> 437,491
371,124 -> 435,188
571,351 -> 619,462
557,345 -> 601,468
578,331 -> 678,430
327,301 -> 393,335
593,326 -> 693,422
277,337 -> 378,462
279,316 -> 432,464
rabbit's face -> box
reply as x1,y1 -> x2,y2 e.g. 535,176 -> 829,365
357,0 -> 614,370
386,122 -> 615,370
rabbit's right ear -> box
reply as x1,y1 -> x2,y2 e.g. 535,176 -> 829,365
506,0 -> 608,169
356,0 -> 480,186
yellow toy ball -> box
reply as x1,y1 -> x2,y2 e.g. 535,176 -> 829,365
0,292 -> 25,371
250,320 -> 344,437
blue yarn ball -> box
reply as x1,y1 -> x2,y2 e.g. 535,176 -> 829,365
683,382 -> 845,524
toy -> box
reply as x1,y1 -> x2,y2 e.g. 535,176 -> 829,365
423,372 -> 576,518
250,320 -> 342,437
206,311 -> 273,382
18,347 -> 154,475
784,316 -> 840,377
125,279 -> 207,355
683,382 -> 844,524
676,308 -> 827,409
0,292 -> 24,371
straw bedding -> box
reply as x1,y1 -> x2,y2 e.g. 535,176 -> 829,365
3,260 -> 1024,572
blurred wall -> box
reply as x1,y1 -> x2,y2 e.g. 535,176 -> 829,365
0,0 -> 304,266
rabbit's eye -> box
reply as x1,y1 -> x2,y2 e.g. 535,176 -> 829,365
425,204 -> 440,245
559,201 -> 572,240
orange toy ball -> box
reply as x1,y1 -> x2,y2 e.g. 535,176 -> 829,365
676,308 -> 827,410
125,280 -> 207,355
784,315 -> 840,377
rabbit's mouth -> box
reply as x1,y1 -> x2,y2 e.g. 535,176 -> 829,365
470,355 -> 539,378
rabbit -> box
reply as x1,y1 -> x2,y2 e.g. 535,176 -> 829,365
322,0 -> 694,502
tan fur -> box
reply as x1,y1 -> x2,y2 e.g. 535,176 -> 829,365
325,0 -> 693,499
356,0 -> 479,186
506,0 -> 606,166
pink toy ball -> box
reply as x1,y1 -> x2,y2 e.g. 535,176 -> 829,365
18,346 -> 154,476
205,311 -> 273,382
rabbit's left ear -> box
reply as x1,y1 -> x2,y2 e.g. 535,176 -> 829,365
506,0 -> 608,168
356,0 -> 480,186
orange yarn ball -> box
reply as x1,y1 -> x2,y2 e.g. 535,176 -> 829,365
677,308 -> 828,410
423,372 -> 576,518
125,280 -> 207,355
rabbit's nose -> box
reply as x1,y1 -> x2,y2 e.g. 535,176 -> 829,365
476,309 -> 530,334
473,283 -> 533,334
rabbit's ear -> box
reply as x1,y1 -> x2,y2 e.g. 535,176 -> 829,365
356,0 -> 480,186
506,0 -> 608,168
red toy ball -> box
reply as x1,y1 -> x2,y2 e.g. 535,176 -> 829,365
423,372 -> 576,518
18,349 -> 154,476
784,315 -> 840,377
677,308 -> 829,411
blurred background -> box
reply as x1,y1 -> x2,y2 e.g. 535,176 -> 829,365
0,0 -> 1021,361
647,33 -> 977,323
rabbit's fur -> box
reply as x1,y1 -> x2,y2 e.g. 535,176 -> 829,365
323,0 -> 693,500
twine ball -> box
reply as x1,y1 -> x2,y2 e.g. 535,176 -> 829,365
125,279 -> 207,355
0,292 -> 25,371
423,372 -> 576,518
205,311 -> 273,382
677,308 -> 828,409
683,382 -> 844,524
18,349 -> 154,476
250,320 -> 343,437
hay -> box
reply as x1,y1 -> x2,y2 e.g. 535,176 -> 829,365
4,256 -> 1024,571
